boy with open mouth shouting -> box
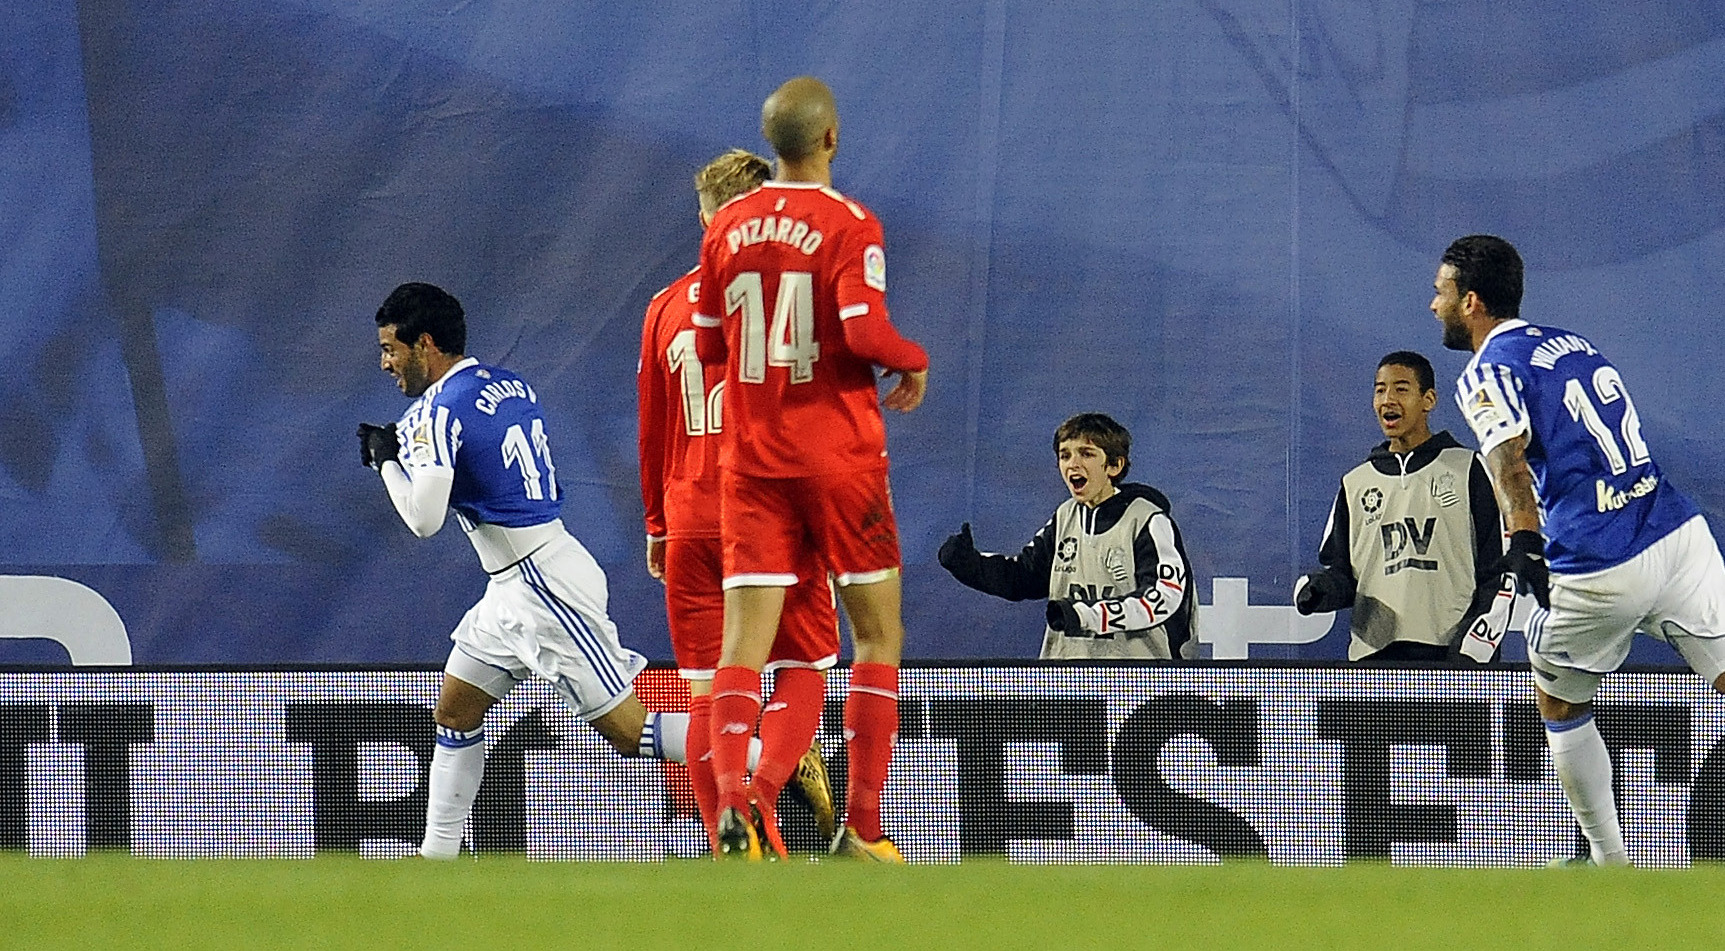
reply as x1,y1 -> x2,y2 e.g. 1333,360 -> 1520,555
938,413 -> 1197,660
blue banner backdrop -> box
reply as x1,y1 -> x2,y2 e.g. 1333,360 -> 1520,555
3,1 -> 1724,663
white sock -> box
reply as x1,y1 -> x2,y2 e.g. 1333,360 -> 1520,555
637,712 -> 689,763
421,725 -> 486,860
1546,712 -> 1628,865
634,712 -> 759,768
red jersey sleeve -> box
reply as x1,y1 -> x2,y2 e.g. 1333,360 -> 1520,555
693,233 -> 727,367
832,213 -> 926,371
842,311 -> 928,372
636,290 -> 671,539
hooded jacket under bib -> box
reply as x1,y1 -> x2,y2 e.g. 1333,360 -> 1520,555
1311,431 -> 1502,659
943,483 -> 1197,659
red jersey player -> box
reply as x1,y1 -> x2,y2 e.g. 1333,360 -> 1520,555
694,77 -> 928,862
638,148 -> 840,857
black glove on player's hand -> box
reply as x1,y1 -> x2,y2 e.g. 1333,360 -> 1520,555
357,422 -> 400,470
938,522 -> 982,581
1293,570 -> 1349,615
1046,598 -> 1083,634
1495,529 -> 1550,610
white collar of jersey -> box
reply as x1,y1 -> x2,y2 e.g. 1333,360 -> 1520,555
422,356 -> 478,401
1480,318 -> 1528,347
763,180 -> 823,190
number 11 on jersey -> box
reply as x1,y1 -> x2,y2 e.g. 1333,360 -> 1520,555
501,419 -> 557,500
728,271 -> 821,384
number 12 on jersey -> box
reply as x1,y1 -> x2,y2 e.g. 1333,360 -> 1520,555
667,329 -> 724,437
727,271 -> 821,384
1562,366 -> 1650,475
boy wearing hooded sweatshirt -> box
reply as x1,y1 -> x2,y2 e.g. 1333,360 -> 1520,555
1295,351 -> 1505,662
938,413 -> 1198,659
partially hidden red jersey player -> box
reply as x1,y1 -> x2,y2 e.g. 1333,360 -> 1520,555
693,77 -> 928,862
638,148 -> 843,858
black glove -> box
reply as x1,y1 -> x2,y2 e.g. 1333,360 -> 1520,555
938,522 -> 982,582
1046,598 -> 1083,634
1495,529 -> 1550,610
356,422 -> 400,470
1293,570 -> 1350,615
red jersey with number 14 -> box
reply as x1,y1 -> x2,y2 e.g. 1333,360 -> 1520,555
638,267 -> 724,539
694,181 -> 926,478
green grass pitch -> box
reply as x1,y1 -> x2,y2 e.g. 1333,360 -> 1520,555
4,853 -> 1722,950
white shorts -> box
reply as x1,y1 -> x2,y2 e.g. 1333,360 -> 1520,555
1528,516 -> 1725,703
444,531 -> 647,721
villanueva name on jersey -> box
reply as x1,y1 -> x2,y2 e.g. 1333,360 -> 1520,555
1597,473 -> 1659,513
726,215 -> 824,256
1529,333 -> 1599,370
474,378 -> 536,416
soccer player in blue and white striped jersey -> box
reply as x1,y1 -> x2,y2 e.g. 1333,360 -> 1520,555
361,282 -> 691,859
1434,235 -> 1725,866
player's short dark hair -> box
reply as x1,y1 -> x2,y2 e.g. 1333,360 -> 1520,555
1377,350 -> 1435,393
376,282 -> 466,356
1441,234 -> 1522,320
1053,413 -> 1131,483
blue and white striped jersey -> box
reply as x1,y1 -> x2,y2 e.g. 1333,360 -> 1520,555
396,357 -> 561,529
1455,319 -> 1696,574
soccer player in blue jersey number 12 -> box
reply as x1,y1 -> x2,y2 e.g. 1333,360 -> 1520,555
1435,235 -> 1725,867
358,282 -> 691,859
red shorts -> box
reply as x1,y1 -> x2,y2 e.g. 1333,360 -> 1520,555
719,468 -> 902,587
662,534 -> 840,680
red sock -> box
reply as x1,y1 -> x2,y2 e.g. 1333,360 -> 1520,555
843,662 -> 899,842
754,795 -> 789,861
752,667 -> 825,803
709,665 -> 761,815
685,692 -> 719,847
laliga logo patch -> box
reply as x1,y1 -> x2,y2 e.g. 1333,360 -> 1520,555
1465,388 -> 1499,423
864,244 -> 887,292
1361,487 -> 1383,515
408,423 -> 435,463
1057,538 -> 1079,563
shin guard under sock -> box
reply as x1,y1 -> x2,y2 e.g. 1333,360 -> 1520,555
709,665 -> 762,815
752,666 -> 825,803
685,693 -> 719,844
421,725 -> 486,859
1547,711 -> 1627,864
843,663 -> 899,842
